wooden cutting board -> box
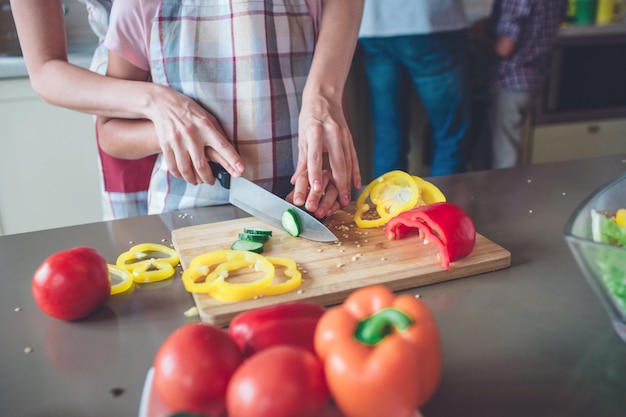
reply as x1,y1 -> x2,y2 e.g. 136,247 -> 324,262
172,206 -> 511,326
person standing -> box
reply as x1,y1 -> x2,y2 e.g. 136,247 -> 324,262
358,0 -> 473,177
471,0 -> 568,169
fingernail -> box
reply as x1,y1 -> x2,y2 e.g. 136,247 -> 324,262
235,162 -> 244,174
341,194 -> 350,206
313,180 -> 322,192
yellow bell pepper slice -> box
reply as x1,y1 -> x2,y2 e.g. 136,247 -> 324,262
262,257 -> 302,295
616,208 -> 626,227
182,250 -> 274,302
116,243 -> 180,272
108,264 -> 134,295
129,259 -> 176,283
355,170 -> 419,228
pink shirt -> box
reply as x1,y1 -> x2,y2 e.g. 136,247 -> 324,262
105,0 -> 322,71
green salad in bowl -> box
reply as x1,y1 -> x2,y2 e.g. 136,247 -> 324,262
565,174 -> 626,342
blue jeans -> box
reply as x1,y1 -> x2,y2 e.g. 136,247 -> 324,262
359,30 -> 472,177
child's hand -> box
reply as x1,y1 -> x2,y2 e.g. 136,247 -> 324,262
287,169 -> 340,219
293,93 -> 361,208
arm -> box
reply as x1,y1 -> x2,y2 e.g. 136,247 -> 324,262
11,0 -> 162,119
98,51 -> 243,185
470,17 -> 516,59
96,52 -> 159,160
10,0 -> 245,183
292,0 -> 364,212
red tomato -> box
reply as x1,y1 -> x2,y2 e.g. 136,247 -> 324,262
227,345 -> 329,417
153,323 -> 243,416
32,246 -> 110,321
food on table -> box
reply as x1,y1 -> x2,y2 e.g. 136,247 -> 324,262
115,243 -> 180,283
385,202 -> 476,269
106,264 -> 133,295
182,250 -> 302,301
229,301 -> 326,357
230,238 -> 265,253
591,208 -> 626,247
314,285 -> 441,417
31,247 -> 111,320
354,170 -> 446,229
153,323 -> 242,416
588,208 -> 626,314
226,345 -> 329,417
231,227 -> 273,253
282,207 -> 303,237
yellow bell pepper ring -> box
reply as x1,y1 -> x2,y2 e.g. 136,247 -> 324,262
108,264 -> 134,295
206,258 -> 275,302
182,250 -> 274,302
115,243 -> 180,272
262,257 -> 302,295
182,250 -> 304,302
130,259 -> 176,283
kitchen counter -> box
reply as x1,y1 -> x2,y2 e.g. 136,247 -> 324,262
2,155 -> 626,416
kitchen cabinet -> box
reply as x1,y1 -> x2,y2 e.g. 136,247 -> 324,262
0,78 -> 102,235
530,118 -> 626,164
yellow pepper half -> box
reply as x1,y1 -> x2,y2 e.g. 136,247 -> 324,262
354,171 -> 446,229
355,170 -> 419,228
412,175 -> 446,206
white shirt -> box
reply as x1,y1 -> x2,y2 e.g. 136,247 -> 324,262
359,0 -> 468,38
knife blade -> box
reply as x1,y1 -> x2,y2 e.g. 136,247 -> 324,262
209,163 -> 337,242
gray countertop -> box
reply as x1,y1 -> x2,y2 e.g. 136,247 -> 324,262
2,155 -> 626,416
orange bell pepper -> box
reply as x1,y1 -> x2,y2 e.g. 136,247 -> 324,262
314,285 -> 441,417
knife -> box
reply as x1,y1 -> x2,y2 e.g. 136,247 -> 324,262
209,163 -> 337,242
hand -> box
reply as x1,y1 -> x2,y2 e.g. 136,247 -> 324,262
287,169 -> 340,219
148,86 -> 245,185
293,93 -> 361,208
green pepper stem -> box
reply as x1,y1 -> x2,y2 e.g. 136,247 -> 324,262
354,307 -> 413,346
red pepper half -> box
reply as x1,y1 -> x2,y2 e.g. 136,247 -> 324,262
384,202 -> 476,269
228,301 -> 326,358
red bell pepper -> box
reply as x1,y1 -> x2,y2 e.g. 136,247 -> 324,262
384,202 -> 476,269
314,285 -> 441,417
228,301 -> 325,357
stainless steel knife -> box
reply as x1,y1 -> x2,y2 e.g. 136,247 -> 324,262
210,163 -> 337,242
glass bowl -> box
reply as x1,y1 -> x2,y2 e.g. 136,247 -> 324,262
564,173 -> 626,343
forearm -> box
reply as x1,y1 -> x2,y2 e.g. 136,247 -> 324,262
10,0 -> 167,120
29,60 -> 167,120
304,0 -> 364,102
97,117 -> 160,160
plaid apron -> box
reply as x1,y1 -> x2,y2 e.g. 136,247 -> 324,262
81,0 -> 157,220
147,0 -> 315,214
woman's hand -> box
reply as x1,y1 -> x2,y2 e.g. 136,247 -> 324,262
293,93 -> 361,209
147,85 -> 245,185
287,169 -> 340,220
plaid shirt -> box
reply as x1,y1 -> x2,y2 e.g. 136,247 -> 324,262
108,0 -> 317,214
490,0 -> 567,93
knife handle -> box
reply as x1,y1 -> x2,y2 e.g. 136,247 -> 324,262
208,162 -> 231,189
